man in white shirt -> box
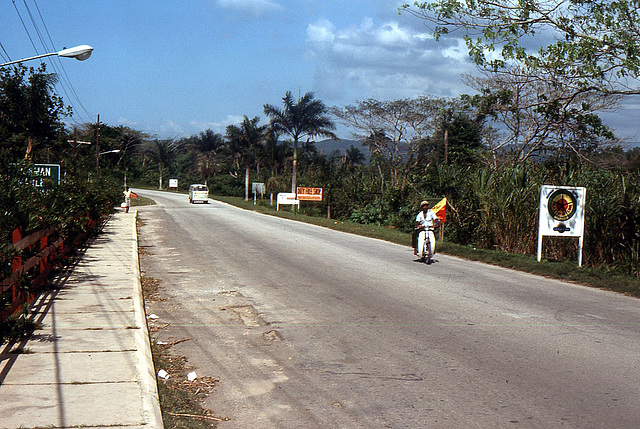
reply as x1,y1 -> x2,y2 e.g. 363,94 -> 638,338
123,187 -> 132,213
413,200 -> 440,258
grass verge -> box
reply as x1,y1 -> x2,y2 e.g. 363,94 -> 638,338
214,195 -> 640,298
131,195 -> 156,208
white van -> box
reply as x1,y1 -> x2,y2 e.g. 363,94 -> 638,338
188,184 -> 209,204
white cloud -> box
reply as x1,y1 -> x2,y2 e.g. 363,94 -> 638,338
217,0 -> 283,16
191,115 -> 245,132
305,18 -> 476,103
375,21 -> 413,46
118,116 -> 244,139
306,19 -> 336,46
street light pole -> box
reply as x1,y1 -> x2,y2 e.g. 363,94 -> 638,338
0,45 -> 93,67
96,115 -> 101,179
96,148 -> 121,180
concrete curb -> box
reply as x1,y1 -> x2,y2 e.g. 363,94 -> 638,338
131,210 -> 164,428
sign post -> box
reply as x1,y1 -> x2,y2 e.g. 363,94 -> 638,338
537,185 -> 587,266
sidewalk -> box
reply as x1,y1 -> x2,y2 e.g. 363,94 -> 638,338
0,211 -> 163,429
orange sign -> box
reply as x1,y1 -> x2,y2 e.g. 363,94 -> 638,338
296,187 -> 323,201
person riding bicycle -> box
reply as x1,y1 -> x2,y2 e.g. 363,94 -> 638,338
413,200 -> 440,258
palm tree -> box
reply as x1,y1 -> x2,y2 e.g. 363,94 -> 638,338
146,139 -> 177,190
344,145 -> 365,168
264,91 -> 337,192
187,129 -> 224,185
225,116 -> 267,201
262,129 -> 291,178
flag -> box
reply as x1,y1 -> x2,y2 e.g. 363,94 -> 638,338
130,192 -> 138,198
431,197 -> 447,223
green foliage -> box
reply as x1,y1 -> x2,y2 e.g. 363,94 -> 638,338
1,165 -> 118,237
404,161 -> 640,275
264,91 -> 337,191
0,312 -> 37,345
401,0 -> 640,97
349,204 -> 384,225
225,116 -> 268,200
0,168 -> 119,316
0,64 -> 69,161
207,174 -> 244,197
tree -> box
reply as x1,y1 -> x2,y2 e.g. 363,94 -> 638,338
435,112 -> 485,166
225,116 -> 267,201
145,139 -> 178,190
262,129 -> 291,178
185,129 -> 225,184
113,126 -> 144,167
0,64 -> 69,161
401,0 -> 640,99
264,91 -> 337,192
463,67 -> 616,166
344,145 -> 365,168
333,97 -> 447,191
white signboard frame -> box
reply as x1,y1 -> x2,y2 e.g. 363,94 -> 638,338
537,185 -> 587,266
276,192 -> 299,211
169,178 -> 178,189
252,182 -> 266,203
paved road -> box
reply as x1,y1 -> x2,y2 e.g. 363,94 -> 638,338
137,189 -> 640,428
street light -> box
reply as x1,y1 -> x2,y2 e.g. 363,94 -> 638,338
0,45 -> 93,67
96,149 -> 121,179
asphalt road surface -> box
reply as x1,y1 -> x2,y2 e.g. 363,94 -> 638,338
136,189 -> 640,428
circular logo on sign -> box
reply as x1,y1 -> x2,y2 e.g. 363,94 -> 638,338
548,189 -> 577,221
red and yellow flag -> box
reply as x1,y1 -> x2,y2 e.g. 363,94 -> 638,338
431,197 -> 447,223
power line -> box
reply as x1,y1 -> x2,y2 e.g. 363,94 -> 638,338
12,0 -> 39,54
0,41 -> 11,62
31,0 -> 93,121
8,0 -> 94,124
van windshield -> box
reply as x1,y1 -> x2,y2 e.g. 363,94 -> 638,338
194,186 -> 208,192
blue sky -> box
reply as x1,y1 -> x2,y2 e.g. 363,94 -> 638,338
0,0 -> 638,143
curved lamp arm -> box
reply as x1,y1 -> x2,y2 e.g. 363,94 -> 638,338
0,45 -> 93,67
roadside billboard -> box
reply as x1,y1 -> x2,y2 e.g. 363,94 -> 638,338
296,187 -> 323,201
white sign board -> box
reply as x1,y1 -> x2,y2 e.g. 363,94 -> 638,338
537,185 -> 587,265
169,179 -> 178,188
252,182 -> 265,200
276,192 -> 299,211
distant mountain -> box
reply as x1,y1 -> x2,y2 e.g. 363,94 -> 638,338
314,138 -> 368,159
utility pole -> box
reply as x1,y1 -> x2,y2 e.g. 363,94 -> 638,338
444,128 -> 449,165
95,114 -> 101,179
67,127 -> 91,174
